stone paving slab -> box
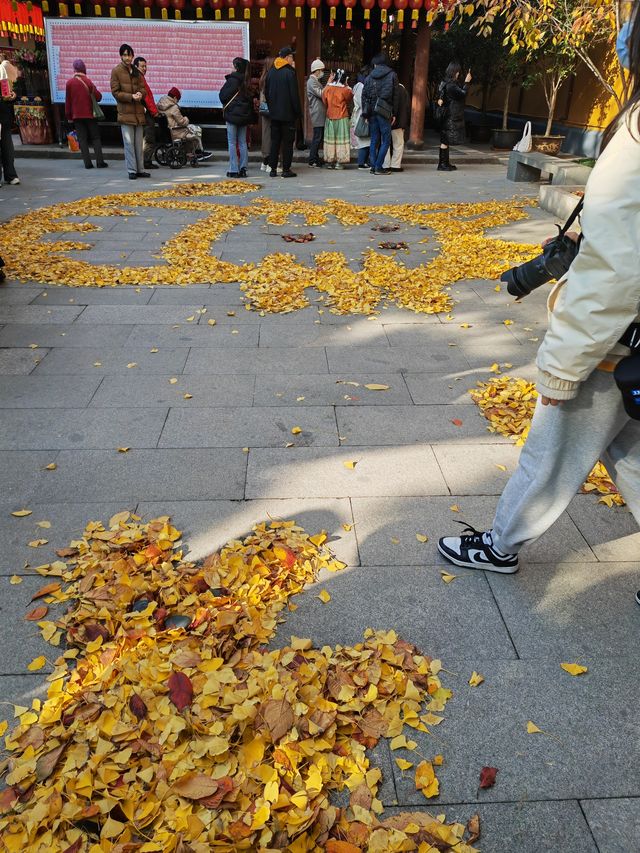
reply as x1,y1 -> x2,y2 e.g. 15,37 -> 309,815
459,345 -> 538,378
0,305 -> 85,324
34,346 -> 190,375
33,449 -> 247,502
486,561 -> 640,658
432,443 -> 523,495
89,374 -> 255,408
325,344 -> 472,374
0,323 -> 134,349
258,321 -> 393,348
0,501 -> 134,575
125,323 -> 259,348
0,287 -> 44,305
383,322 -> 520,348
567,495 -> 640,561
0,451 -> 60,504
137,497 -> 358,566
403,372 -> 491,405
350,496 -> 596,568
253,374 -> 413,407
32,286 -> 154,305
0,375 -> 102,408
0,574 -> 64,675
581,798 -> 640,853
200,306 -> 321,326
159,405 -> 339,448
246,446 -> 450,498
271,564 -> 516,660
337,404 -> 513,446
0,408 -> 168,451
380,803 -> 598,853
76,305 -> 206,325
0,347 -> 45,375
389,658 -> 639,804
149,283 -> 247,305
183,347 -> 329,375
0,674 -> 50,713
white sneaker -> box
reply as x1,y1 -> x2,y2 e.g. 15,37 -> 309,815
437,525 -> 518,573
8,177 -> 20,185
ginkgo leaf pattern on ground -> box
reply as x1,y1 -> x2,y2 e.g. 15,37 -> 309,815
0,183 -> 538,318
0,514 -> 479,853
470,376 -> 625,506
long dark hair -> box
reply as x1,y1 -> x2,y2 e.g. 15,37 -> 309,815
444,61 -> 461,83
602,11 -> 640,149
259,56 -> 274,94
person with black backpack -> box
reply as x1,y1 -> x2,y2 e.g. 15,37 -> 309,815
362,54 -> 399,176
435,62 -> 472,172
220,58 -> 255,178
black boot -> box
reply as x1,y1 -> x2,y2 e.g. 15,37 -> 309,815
437,146 -> 457,172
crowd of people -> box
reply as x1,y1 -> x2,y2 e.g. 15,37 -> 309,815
56,42 -> 471,179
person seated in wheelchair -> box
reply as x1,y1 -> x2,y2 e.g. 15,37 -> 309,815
156,88 -> 212,162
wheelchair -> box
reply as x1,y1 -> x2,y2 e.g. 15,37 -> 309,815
153,114 -> 198,169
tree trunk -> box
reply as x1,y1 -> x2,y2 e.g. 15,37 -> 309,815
502,79 -> 511,130
408,21 -> 431,148
545,82 -> 559,137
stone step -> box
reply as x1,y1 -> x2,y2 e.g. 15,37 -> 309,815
539,184 -> 584,220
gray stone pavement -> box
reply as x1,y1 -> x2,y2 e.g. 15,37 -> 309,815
0,158 -> 638,852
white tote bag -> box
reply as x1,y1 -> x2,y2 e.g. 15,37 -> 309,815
513,121 -> 533,153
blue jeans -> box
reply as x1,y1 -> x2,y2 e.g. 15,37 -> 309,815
357,145 -> 370,167
226,122 -> 248,173
369,114 -> 391,171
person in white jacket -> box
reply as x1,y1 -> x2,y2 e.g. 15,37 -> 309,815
438,13 -> 640,581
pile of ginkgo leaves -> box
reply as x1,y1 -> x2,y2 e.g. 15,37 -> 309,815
0,513 -> 481,853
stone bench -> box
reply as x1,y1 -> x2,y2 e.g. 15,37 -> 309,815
507,150 -> 592,185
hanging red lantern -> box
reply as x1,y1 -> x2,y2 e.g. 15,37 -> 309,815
292,0 -> 304,21
239,0 -> 252,19
226,0 -> 237,17
343,0 -> 355,28
306,0 -> 320,20
209,0 -> 223,18
394,0 -> 408,28
378,0 -> 391,29
192,0 -> 205,16
105,0 -> 118,16
256,0 -> 268,18
408,0 -> 421,28
171,0 -> 184,17
139,0 -> 152,15
326,0 -> 338,27
122,0 -> 133,15
276,0 -> 288,28
361,0 -> 374,29
156,0 -> 169,19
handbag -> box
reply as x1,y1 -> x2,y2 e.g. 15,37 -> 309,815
433,82 -> 447,125
513,120 -> 533,153
354,115 -> 369,138
374,97 -> 392,121
77,75 -> 105,122
259,101 -> 270,118
222,89 -> 240,116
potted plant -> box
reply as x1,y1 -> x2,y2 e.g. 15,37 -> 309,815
491,50 -> 535,149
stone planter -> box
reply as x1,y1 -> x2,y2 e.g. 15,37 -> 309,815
531,135 -> 565,155
492,128 -> 521,150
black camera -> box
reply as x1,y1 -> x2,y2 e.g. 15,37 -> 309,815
501,231 -> 580,299
500,199 -> 583,299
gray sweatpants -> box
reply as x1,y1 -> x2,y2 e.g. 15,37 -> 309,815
492,369 -> 640,554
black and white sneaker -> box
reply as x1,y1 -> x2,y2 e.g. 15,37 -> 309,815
197,151 -> 213,161
438,525 -> 518,573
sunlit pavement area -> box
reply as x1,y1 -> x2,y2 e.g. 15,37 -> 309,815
0,157 -> 639,852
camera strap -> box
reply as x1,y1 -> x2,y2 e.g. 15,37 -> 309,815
558,198 -> 583,238
619,322 -> 640,350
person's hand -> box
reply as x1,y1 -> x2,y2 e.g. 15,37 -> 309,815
465,71 -> 472,84
391,115 -> 396,126
133,91 -> 143,101
328,72 -> 335,83
8,90 -> 16,101
542,230 -> 579,248
541,396 -> 563,407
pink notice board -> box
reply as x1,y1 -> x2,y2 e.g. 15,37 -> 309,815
45,17 -> 249,109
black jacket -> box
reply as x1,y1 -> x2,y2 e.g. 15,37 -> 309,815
0,97 -> 15,125
395,83 -> 410,132
361,64 -> 399,120
265,62 -> 301,124
219,70 -> 255,126
442,80 -> 467,145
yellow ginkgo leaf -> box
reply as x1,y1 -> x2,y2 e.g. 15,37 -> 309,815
150,348 -> 159,353
449,504 -> 460,513
526,721 -> 543,734
27,656 -> 46,672
440,571 -> 457,583
45,463 -> 57,471
11,509 -> 32,517
560,662 -> 588,676
364,384 -> 390,391
342,523 -> 352,532
416,533 -> 428,543
28,539 -> 48,548
36,521 -> 51,529
395,758 -> 413,771
343,460 -> 357,469
169,378 -> 178,384
183,393 -> 193,400
127,362 -> 137,368
9,575 -> 22,585
208,319 -> 217,326
291,426 -> 302,435
317,589 -> 331,603
117,447 -> 130,453
495,464 -> 507,471
468,671 -> 484,687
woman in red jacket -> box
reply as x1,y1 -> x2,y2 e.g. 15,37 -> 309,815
65,60 -> 108,170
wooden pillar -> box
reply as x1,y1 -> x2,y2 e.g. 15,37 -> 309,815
408,19 -> 430,149
399,23 -> 413,89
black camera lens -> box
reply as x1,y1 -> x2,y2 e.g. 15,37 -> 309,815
501,254 -> 551,298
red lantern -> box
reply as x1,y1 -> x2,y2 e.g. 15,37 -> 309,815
226,0 -> 237,17
292,0 -> 304,20
326,0 -> 338,26
361,0 -> 374,28
171,0 -> 184,17
156,0 -> 169,19
408,0 -> 421,28
209,0 -> 223,18
394,0 -> 408,28
140,0 -> 153,16
378,0 -> 391,28
276,0 -> 288,27
239,0 -> 252,18
105,0 -> 118,16
191,0 -> 205,15
256,0 -> 268,18
344,0 -> 355,28
307,0 -> 320,20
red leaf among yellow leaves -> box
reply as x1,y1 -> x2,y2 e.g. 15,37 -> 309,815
129,694 -> 147,721
30,582 -> 61,601
168,670 -> 193,711
479,766 -> 498,789
25,605 -> 48,621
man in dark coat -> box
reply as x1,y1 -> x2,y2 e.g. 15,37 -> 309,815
361,53 -> 399,176
385,81 -> 409,172
265,45 -> 301,178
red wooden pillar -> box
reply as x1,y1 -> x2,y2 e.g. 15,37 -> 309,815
408,18 -> 430,149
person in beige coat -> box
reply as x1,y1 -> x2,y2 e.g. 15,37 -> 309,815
110,43 -> 148,180
439,13 -> 640,584
157,88 -> 210,164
